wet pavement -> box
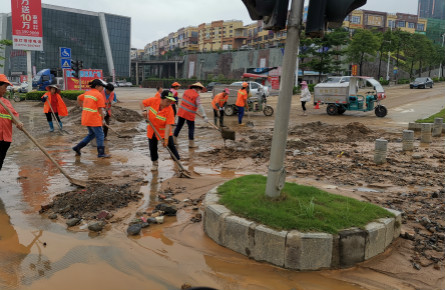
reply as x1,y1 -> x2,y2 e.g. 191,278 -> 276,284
0,84 -> 444,290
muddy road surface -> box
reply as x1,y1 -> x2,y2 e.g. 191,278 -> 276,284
0,84 -> 444,290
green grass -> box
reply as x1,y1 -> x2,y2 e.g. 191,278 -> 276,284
218,175 -> 394,234
415,107 -> 445,123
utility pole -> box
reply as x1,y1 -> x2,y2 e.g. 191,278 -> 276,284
439,33 -> 444,79
265,0 -> 304,198
386,27 -> 392,81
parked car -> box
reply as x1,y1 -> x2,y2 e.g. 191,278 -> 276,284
18,82 -> 29,93
410,77 -> 433,89
230,81 -> 270,98
6,82 -> 20,92
124,82 -> 133,87
206,82 -> 221,92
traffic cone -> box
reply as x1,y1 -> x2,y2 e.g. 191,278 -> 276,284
314,101 -> 320,109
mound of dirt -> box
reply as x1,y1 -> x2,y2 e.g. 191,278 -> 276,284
40,182 -> 143,220
67,105 -> 143,123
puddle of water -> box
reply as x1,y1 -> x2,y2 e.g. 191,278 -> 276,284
356,187 -> 382,193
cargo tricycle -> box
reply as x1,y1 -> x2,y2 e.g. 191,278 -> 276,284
314,76 -> 387,117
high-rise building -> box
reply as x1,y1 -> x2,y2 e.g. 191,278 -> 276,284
418,0 -> 445,20
0,4 -> 131,79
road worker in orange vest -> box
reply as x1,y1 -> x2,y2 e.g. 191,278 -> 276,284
102,83 -> 117,139
211,88 -> 229,127
154,86 -> 162,99
140,90 -> 179,171
169,82 -> 181,116
173,82 -> 208,148
0,74 -> 24,171
72,79 -> 111,158
235,82 -> 249,125
41,85 -> 68,132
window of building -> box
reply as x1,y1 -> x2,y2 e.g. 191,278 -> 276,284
396,20 -> 405,28
388,20 -> 395,28
351,15 -> 361,24
417,23 -> 425,31
408,22 -> 415,28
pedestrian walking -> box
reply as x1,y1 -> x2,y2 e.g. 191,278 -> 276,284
102,83 -> 117,139
41,85 -> 68,132
235,82 -> 249,125
300,81 -> 311,116
0,74 -> 24,171
170,82 -> 181,116
140,90 -> 179,171
173,82 -> 208,148
212,88 -> 229,127
72,79 -> 111,158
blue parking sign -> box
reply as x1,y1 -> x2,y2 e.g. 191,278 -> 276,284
61,58 -> 71,68
60,47 -> 71,58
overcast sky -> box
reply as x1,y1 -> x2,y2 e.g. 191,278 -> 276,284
1,0 -> 418,49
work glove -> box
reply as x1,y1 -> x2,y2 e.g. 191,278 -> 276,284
41,96 -> 47,102
102,119 -> 106,126
163,138 -> 168,147
219,107 -> 224,111
204,116 -> 209,123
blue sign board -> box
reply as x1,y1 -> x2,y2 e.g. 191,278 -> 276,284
61,58 -> 71,68
60,47 -> 71,58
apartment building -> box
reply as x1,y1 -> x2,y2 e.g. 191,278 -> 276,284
198,20 -> 245,51
418,0 -> 445,20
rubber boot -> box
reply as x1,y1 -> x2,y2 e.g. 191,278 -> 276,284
188,140 -> 197,148
48,121 -> 54,132
173,136 -> 178,145
97,146 -> 111,158
151,160 -> 158,171
214,117 -> 218,126
72,141 -> 87,156
58,121 -> 63,130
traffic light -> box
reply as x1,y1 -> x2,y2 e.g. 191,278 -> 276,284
306,0 -> 367,38
241,0 -> 290,31
70,60 -> 80,78
78,61 -> 83,70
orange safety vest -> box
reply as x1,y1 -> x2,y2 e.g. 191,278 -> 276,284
78,88 -> 105,127
102,91 -> 116,116
212,93 -> 228,110
142,97 -> 174,140
0,97 -> 19,142
235,89 -> 248,107
177,89 -> 199,121
154,91 -> 161,99
42,92 -> 68,116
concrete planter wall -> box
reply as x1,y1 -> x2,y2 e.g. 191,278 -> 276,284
203,187 -> 402,271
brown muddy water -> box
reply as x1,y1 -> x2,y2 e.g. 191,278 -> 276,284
0,88 -> 443,290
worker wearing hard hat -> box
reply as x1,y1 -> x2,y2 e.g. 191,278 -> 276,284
170,82 -> 181,116
72,79 -> 111,158
211,88 -> 229,127
235,82 -> 249,125
173,82 -> 208,148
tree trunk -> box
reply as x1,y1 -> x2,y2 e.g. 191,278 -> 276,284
359,53 -> 364,76
377,51 -> 383,80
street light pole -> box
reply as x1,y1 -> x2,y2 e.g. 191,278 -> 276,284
265,0 -> 304,198
386,27 -> 392,81
439,33 -> 444,79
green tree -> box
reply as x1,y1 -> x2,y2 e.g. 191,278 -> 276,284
0,39 -> 12,68
346,29 -> 379,76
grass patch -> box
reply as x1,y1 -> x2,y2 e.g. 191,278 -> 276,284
415,108 -> 445,123
218,175 -> 393,234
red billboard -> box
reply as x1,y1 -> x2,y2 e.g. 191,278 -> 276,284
11,0 -> 43,51
64,69 -> 104,90
351,64 -> 358,76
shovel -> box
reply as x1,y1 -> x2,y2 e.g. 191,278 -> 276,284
46,100 -> 68,134
246,107 -> 254,127
145,117 -> 192,179
0,99 -> 87,188
197,113 -> 235,141
103,123 -> 132,138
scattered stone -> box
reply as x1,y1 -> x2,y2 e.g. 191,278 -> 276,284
147,217 -> 157,224
155,216 -> 165,224
413,263 -> 421,270
66,218 -> 81,227
48,213 -> 58,219
156,203 -> 177,216
141,222 -> 150,228
181,283 -> 192,289
97,210 -> 113,220
190,213 -> 202,223
127,224 -> 142,235
88,221 -> 106,232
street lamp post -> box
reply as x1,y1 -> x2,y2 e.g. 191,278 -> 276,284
265,0 -> 304,198
386,27 -> 392,82
439,33 -> 445,79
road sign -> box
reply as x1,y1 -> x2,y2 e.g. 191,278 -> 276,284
60,47 -> 71,58
61,58 -> 71,68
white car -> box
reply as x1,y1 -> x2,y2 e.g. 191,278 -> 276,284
230,81 -> 270,98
